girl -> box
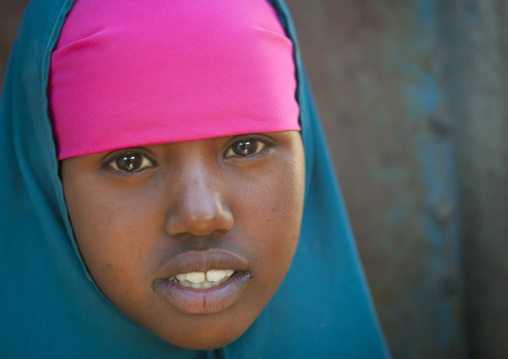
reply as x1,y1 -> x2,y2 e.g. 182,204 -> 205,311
0,0 -> 389,357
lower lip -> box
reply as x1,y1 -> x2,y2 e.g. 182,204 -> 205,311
154,272 -> 250,315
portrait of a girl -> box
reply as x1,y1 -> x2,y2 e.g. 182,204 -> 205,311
0,0 -> 389,357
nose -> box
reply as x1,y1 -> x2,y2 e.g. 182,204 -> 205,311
165,164 -> 234,237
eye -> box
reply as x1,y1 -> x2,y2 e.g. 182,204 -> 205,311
108,153 -> 154,172
224,138 -> 267,158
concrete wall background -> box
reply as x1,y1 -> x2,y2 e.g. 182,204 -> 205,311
287,1 -> 463,357
1,1 -> 507,358
285,1 -> 508,358
444,1 -> 508,358
0,1 -> 27,88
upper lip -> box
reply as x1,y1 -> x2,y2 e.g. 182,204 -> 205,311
154,248 -> 249,281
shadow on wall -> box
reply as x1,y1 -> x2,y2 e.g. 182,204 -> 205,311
0,1 -> 30,91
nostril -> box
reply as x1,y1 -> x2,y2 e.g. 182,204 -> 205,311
166,213 -> 234,237
165,199 -> 234,237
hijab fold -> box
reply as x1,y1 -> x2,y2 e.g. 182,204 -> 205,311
0,0 -> 390,357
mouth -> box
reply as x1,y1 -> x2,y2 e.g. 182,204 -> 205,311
169,269 -> 235,289
153,249 -> 251,315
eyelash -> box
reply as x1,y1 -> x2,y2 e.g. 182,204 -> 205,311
223,136 -> 273,158
101,136 -> 273,174
102,151 -> 155,174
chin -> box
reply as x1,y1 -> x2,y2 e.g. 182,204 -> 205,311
154,318 -> 250,350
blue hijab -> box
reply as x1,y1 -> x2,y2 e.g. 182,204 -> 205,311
0,0 -> 389,357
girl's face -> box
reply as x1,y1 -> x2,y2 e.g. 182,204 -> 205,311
61,130 -> 305,350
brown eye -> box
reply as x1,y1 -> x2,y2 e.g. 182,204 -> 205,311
225,139 -> 266,157
108,153 -> 154,172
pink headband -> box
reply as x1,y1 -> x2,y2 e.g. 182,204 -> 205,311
50,0 -> 300,160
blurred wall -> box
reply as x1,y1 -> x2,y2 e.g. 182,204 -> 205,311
444,2 -> 508,358
2,1 -> 507,359
285,1 -> 508,358
286,1 -> 463,358
0,1 -> 28,89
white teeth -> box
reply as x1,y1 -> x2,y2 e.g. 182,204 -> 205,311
176,274 -> 187,282
202,282 -> 212,289
206,270 -> 226,282
171,269 -> 236,289
224,269 -> 234,276
186,272 -> 206,283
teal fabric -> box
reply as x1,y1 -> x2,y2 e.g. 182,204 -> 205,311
0,0 -> 390,357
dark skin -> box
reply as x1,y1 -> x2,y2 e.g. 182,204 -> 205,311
61,131 -> 305,350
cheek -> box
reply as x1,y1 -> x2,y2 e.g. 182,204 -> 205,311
233,155 -> 305,287
63,178 -> 165,298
